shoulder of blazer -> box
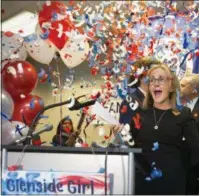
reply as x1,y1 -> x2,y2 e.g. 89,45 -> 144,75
193,98 -> 199,113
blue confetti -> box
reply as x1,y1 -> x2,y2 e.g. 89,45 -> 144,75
67,6 -> 74,11
24,34 -> 37,42
85,14 -> 89,20
176,104 -> 184,111
93,45 -> 98,54
126,65 -> 132,74
128,88 -> 137,94
143,76 -> 149,84
123,78 -> 128,90
51,12 -> 58,21
98,167 -> 105,173
176,89 -> 183,111
78,47 -> 84,51
145,162 -> 163,181
116,85 -> 127,99
40,29 -> 50,40
38,99 -> 44,107
30,98 -> 35,109
100,67 -> 106,75
152,142 -> 159,151
38,68 -> 45,78
183,33 -> 189,49
47,76 -> 52,83
150,168 -> 163,179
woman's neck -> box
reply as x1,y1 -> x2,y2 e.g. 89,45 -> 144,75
153,102 -> 172,110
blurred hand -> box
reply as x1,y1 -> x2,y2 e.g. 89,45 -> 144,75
110,124 -> 125,137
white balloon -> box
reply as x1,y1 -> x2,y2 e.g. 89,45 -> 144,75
24,24 -> 56,65
59,38 -> 89,69
1,121 -> 29,145
2,32 -> 27,62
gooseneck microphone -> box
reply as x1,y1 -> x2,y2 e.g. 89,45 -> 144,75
66,97 -> 97,111
10,124 -> 53,145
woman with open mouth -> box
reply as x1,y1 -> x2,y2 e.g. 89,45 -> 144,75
112,63 -> 199,195
134,64 -> 199,194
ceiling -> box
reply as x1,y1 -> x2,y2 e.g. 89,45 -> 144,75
1,1 -> 101,22
1,1 -> 193,22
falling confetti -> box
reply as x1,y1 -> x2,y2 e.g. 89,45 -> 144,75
152,142 -> 159,151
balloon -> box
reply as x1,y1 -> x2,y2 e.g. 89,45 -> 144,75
1,31 -> 27,62
12,94 -> 44,126
2,61 -> 38,99
59,37 -> 90,69
38,1 -> 75,49
1,89 -> 14,125
24,24 -> 56,65
1,121 -> 29,145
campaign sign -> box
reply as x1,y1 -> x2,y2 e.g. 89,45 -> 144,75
2,171 -> 113,195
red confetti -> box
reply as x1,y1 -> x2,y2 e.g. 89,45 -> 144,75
32,138 -> 42,146
18,29 -> 24,33
82,143 -> 89,147
4,31 -> 14,37
104,135 -> 110,140
64,53 -> 72,59
39,73 -> 48,83
91,67 -> 98,75
133,113 -> 141,129
120,105 -> 128,113
8,165 -> 23,171
195,51 -> 199,57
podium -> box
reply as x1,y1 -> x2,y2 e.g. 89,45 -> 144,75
1,145 -> 141,195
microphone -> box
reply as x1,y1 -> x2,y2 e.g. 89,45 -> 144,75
66,97 -> 97,111
10,124 -> 53,145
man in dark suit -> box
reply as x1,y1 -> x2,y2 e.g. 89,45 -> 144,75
119,57 -> 161,124
180,74 -> 199,195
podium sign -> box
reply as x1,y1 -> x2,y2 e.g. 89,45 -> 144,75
2,171 -> 113,195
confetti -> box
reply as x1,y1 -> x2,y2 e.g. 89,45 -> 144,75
30,98 -> 35,109
145,162 -> 163,181
152,142 -> 159,151
98,167 -> 105,173
133,113 -> 141,129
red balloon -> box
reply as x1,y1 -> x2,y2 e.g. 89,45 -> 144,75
12,94 -> 44,126
2,61 -> 38,99
38,1 -> 75,50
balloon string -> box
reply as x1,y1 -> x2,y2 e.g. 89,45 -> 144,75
55,57 -> 63,145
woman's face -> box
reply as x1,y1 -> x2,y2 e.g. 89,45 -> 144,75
149,68 -> 172,106
62,120 -> 73,133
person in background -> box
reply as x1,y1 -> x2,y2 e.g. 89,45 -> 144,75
112,64 -> 199,194
180,74 -> 199,129
119,57 -> 161,124
180,74 -> 199,195
52,116 -> 83,147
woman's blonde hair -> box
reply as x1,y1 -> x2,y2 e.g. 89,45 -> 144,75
143,64 -> 180,111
